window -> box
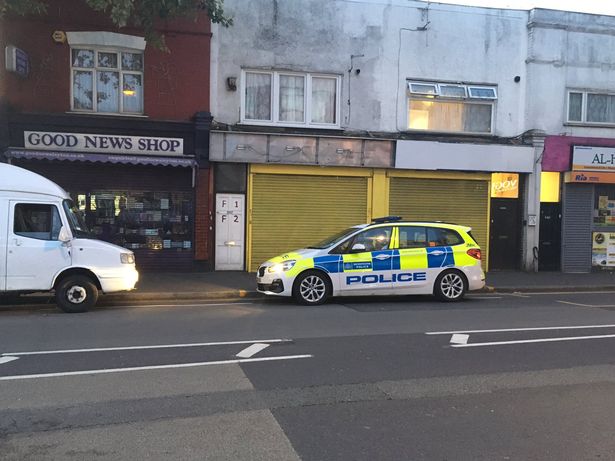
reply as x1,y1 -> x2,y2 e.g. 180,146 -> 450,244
71,48 -> 144,114
337,227 -> 392,253
398,226 -> 463,249
242,70 -> 340,127
567,90 -> 615,125
14,204 -> 62,240
407,81 -> 496,134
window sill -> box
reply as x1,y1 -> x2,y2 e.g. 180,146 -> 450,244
402,128 -> 494,136
67,111 -> 149,118
564,122 -> 615,128
240,120 -> 341,130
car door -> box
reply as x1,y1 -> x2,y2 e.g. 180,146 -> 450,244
6,201 -> 71,291
0,199 -> 7,291
337,226 -> 394,295
390,225 -> 431,293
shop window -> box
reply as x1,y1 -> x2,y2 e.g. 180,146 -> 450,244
14,204 -> 62,240
242,70 -> 341,128
407,81 -> 496,134
540,172 -> 560,203
593,187 -> 615,227
71,48 -> 144,114
567,90 -> 615,125
72,190 -> 192,252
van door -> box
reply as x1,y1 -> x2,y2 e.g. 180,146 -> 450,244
0,199 -> 7,291
6,201 -> 71,291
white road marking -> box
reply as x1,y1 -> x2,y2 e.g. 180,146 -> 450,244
449,334 -> 469,345
236,343 -> 270,358
451,333 -> 615,348
426,324 -> 615,335
557,301 -> 615,308
0,356 -> 19,365
501,293 -> 531,298
466,296 -> 503,299
502,290 -> 615,296
2,339 -> 293,357
0,354 -> 313,381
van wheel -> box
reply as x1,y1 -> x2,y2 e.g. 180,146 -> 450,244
434,270 -> 466,302
293,270 -> 331,306
56,276 -> 99,313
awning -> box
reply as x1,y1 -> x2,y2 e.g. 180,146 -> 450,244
4,149 -> 197,168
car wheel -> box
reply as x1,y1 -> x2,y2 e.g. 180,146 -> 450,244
56,275 -> 99,313
434,270 -> 466,302
292,270 -> 332,306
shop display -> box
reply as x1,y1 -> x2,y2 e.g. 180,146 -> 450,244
71,190 -> 193,252
592,232 -> 615,267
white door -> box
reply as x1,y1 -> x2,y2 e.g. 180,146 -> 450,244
6,201 -> 71,291
0,199 -> 7,291
215,194 -> 245,270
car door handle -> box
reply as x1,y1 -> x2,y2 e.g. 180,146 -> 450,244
374,254 -> 391,260
430,250 -> 444,256
13,238 -> 22,246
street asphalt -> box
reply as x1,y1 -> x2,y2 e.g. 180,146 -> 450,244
3,292 -> 615,459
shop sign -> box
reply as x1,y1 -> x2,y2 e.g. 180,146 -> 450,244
491,173 -> 519,198
572,146 -> 615,172
592,232 -> 615,267
5,45 -> 29,78
564,171 -> 615,184
24,131 -> 184,156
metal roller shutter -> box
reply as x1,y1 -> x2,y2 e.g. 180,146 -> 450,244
561,183 -> 593,273
389,177 -> 489,270
250,173 -> 368,271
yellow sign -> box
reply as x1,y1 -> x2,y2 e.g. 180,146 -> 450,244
491,173 -> 519,198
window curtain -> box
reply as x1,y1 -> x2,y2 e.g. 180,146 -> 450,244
311,77 -> 336,124
588,94 -> 615,123
279,75 -> 305,122
245,73 -> 272,120
97,71 -> 120,113
73,71 -> 93,110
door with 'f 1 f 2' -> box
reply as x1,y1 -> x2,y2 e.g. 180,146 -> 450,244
215,194 -> 245,270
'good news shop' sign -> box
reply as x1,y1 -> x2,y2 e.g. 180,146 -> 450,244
24,131 -> 184,156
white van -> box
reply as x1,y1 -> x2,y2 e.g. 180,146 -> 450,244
0,163 -> 138,312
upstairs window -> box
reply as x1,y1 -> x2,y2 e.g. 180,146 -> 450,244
242,70 -> 340,128
71,48 -> 144,114
567,90 -> 615,125
407,81 -> 497,134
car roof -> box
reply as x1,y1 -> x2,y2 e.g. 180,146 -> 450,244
364,221 -> 472,233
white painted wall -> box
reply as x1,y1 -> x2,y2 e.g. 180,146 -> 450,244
211,0 -> 529,136
526,9 -> 615,137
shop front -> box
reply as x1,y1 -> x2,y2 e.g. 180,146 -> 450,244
3,114 -> 210,271
561,146 -> 615,272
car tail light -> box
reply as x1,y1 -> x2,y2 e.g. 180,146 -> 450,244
467,248 -> 481,260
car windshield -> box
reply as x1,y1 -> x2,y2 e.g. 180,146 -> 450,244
62,199 -> 93,238
307,227 -> 360,249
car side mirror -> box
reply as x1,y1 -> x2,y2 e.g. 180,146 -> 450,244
351,243 -> 366,253
58,226 -> 71,243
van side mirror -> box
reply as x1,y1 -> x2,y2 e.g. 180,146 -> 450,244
351,243 -> 366,253
58,226 -> 71,243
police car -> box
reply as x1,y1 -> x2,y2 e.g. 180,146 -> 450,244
256,216 -> 485,305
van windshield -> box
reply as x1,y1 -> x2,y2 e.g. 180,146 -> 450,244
63,199 -> 92,238
307,227 -> 359,249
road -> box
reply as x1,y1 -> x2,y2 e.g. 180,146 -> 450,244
2,291 -> 615,460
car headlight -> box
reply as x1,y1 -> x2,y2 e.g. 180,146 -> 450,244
267,260 -> 296,273
120,253 -> 135,264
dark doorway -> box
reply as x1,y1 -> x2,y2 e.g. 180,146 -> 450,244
538,202 -> 562,271
489,198 -> 521,270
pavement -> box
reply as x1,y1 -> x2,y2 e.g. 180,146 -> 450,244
3,269 -> 615,307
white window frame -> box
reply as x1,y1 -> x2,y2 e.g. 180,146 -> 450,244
565,89 -> 615,126
406,80 -> 497,134
70,46 -> 144,115
240,69 -> 341,129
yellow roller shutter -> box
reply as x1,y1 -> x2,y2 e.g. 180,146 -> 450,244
250,173 -> 368,271
389,177 -> 490,270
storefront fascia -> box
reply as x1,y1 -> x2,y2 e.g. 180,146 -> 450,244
4,120 -> 204,271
